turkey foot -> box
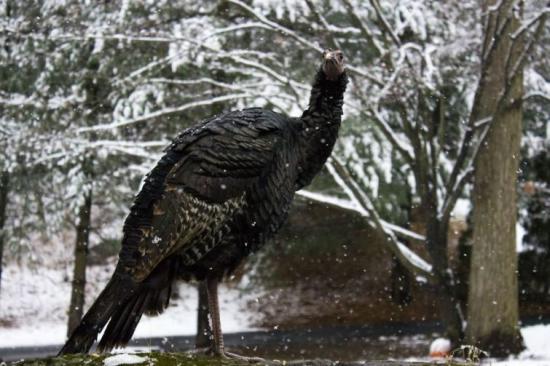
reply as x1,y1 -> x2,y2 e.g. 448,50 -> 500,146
223,351 -> 267,363
189,346 -> 266,362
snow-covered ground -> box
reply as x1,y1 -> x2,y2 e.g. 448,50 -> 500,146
408,324 -> 550,366
494,324 -> 550,366
0,263 -> 258,348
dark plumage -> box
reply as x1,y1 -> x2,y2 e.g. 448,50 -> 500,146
59,49 -> 348,357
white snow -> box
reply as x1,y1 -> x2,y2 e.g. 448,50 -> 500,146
396,241 -> 433,274
103,354 -> 148,366
451,198 -> 471,220
501,324 -> 550,365
297,190 -> 426,241
0,263 -> 258,348
419,325 -> 550,365
516,221 -> 528,252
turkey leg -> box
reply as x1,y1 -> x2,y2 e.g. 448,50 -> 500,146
205,277 -> 265,362
205,277 -> 225,355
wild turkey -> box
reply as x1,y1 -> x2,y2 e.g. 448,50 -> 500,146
59,49 -> 347,358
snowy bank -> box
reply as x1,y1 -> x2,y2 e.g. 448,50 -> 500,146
0,264 -> 258,348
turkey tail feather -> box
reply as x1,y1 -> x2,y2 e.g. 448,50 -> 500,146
58,277 -> 136,355
97,289 -> 149,352
97,276 -> 174,352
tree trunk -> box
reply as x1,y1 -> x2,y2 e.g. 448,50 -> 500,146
67,187 -> 93,336
196,281 -> 212,348
467,0 -> 524,356
0,171 -> 9,297
425,214 -> 464,344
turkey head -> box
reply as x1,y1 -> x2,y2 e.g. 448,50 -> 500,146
322,49 -> 345,81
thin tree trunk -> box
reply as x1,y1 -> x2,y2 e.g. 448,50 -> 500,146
196,281 -> 212,348
467,0 -> 524,356
425,213 -> 464,344
0,171 -> 9,297
67,187 -> 93,336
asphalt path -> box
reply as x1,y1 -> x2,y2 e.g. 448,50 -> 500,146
0,322 -> 443,362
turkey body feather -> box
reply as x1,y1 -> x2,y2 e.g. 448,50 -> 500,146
60,53 -> 348,355
120,108 -> 301,282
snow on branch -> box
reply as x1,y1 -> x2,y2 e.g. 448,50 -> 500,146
508,12 -> 548,86
0,93 -> 81,110
439,166 -> 474,222
297,190 -> 426,242
396,241 -> 433,275
197,22 -> 273,42
176,37 -> 310,104
511,7 -> 550,40
115,56 -> 174,86
368,0 -> 401,46
227,0 -> 323,53
367,107 -> 414,164
7,25 -> 275,48
341,0 -> 384,57
149,77 -> 266,89
304,0 -> 342,50
74,139 -> 169,149
524,92 -> 550,102
147,78 -> 297,105
227,55 -> 310,92
77,93 -> 254,133
325,157 -> 433,278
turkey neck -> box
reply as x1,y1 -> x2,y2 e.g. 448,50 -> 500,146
296,68 -> 348,188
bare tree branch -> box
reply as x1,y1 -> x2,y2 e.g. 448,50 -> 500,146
326,157 -> 433,278
524,92 -> 550,102
511,8 -> 550,40
226,0 -> 385,87
304,0 -> 342,50
227,0 -> 323,52
368,0 -> 401,46
340,0 -> 384,57
297,190 -> 426,242
508,11 -> 548,85
367,107 -> 415,165
439,167 -> 474,223
443,1 -> 540,212
77,93 -> 254,132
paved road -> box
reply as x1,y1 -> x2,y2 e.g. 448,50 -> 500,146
0,322 -> 443,362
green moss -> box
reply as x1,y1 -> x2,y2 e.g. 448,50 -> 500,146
11,352 -> 248,366
10,352 -> 472,366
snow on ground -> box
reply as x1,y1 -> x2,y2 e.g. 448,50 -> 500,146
103,354 -> 149,366
0,263 -> 259,348
492,324 -> 550,366
416,324 -> 550,366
